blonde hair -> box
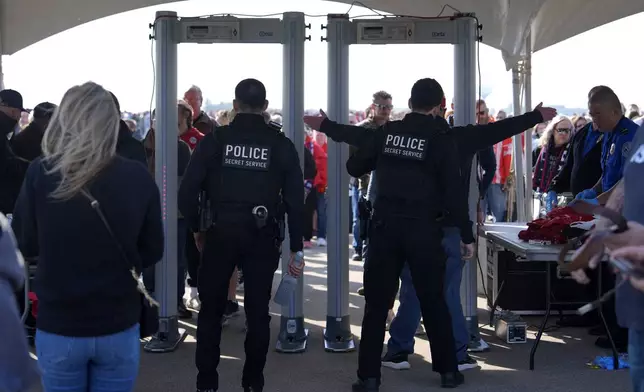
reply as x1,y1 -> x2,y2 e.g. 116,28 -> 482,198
41,82 -> 120,199
539,115 -> 572,148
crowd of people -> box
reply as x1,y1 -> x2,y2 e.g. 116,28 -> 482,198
1,78 -> 644,392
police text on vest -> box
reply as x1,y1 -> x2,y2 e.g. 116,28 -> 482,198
382,134 -> 427,160
222,144 -> 271,171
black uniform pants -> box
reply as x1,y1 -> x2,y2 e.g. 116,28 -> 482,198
358,216 -> 457,380
195,223 -> 279,390
185,227 -> 200,287
303,190 -> 317,241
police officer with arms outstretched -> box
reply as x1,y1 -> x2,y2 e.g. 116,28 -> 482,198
313,79 -> 470,390
178,78 -> 305,392
304,78 -> 557,391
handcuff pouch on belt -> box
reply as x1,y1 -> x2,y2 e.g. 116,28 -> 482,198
357,196 -> 373,242
254,204 -> 285,250
252,205 -> 269,229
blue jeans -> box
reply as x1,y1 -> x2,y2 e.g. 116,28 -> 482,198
36,324 -> 140,392
387,227 -> 469,361
351,185 -> 363,252
316,190 -> 327,239
484,184 -> 507,222
143,218 -> 186,302
630,329 -> 644,392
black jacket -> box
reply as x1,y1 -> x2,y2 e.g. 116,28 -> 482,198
323,110 -> 544,238
0,113 -> 29,214
178,113 -> 305,252
345,113 -> 475,243
548,123 -> 603,195
116,120 -> 147,167
476,146 -> 496,196
194,111 -> 217,135
11,156 -> 164,337
10,121 -> 45,161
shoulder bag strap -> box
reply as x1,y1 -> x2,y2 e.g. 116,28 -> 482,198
79,187 -> 158,307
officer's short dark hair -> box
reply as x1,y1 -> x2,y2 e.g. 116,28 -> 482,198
410,78 -> 444,111
234,78 -> 266,111
588,86 -> 621,113
588,85 -> 607,99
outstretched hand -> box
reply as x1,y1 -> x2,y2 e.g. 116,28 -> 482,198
303,109 -> 328,131
534,102 -> 557,122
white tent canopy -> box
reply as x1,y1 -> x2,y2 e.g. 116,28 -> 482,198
3,0 -> 644,67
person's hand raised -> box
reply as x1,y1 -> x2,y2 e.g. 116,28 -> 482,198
534,103 -> 557,122
303,109 -> 328,131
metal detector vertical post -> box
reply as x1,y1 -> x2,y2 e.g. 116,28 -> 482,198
145,10 -> 187,353
276,11 -> 309,353
453,16 -> 481,341
323,14 -> 355,352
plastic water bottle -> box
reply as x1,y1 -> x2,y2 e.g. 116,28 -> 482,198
273,251 -> 304,306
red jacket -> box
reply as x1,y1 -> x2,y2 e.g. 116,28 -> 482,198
306,135 -> 327,192
180,127 -> 204,151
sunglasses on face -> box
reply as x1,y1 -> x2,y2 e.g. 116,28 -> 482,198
374,104 -> 393,110
477,111 -> 487,116
556,128 -> 571,134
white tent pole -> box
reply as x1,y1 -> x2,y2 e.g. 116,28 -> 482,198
511,66 -> 526,222
523,33 -> 533,220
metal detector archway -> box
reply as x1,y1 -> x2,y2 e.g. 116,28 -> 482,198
322,13 -> 481,352
150,10 -> 310,353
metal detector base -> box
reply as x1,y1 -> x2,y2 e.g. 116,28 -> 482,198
143,328 -> 187,353
323,328 -> 356,352
276,329 -> 309,353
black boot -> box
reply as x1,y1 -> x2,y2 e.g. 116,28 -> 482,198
351,377 -> 379,391
441,372 -> 465,388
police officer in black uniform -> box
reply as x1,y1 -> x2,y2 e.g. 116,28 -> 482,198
356,79 -> 470,390
304,79 -> 557,391
178,78 -> 305,392
314,79 -> 470,390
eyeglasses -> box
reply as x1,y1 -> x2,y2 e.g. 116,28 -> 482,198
477,111 -> 487,116
556,128 -> 571,134
374,104 -> 393,110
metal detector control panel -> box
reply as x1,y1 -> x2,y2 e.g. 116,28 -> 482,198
179,16 -> 283,44
354,18 -> 458,45
356,20 -> 414,44
181,18 -> 241,43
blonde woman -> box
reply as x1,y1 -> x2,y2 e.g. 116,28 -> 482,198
11,82 -> 164,392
